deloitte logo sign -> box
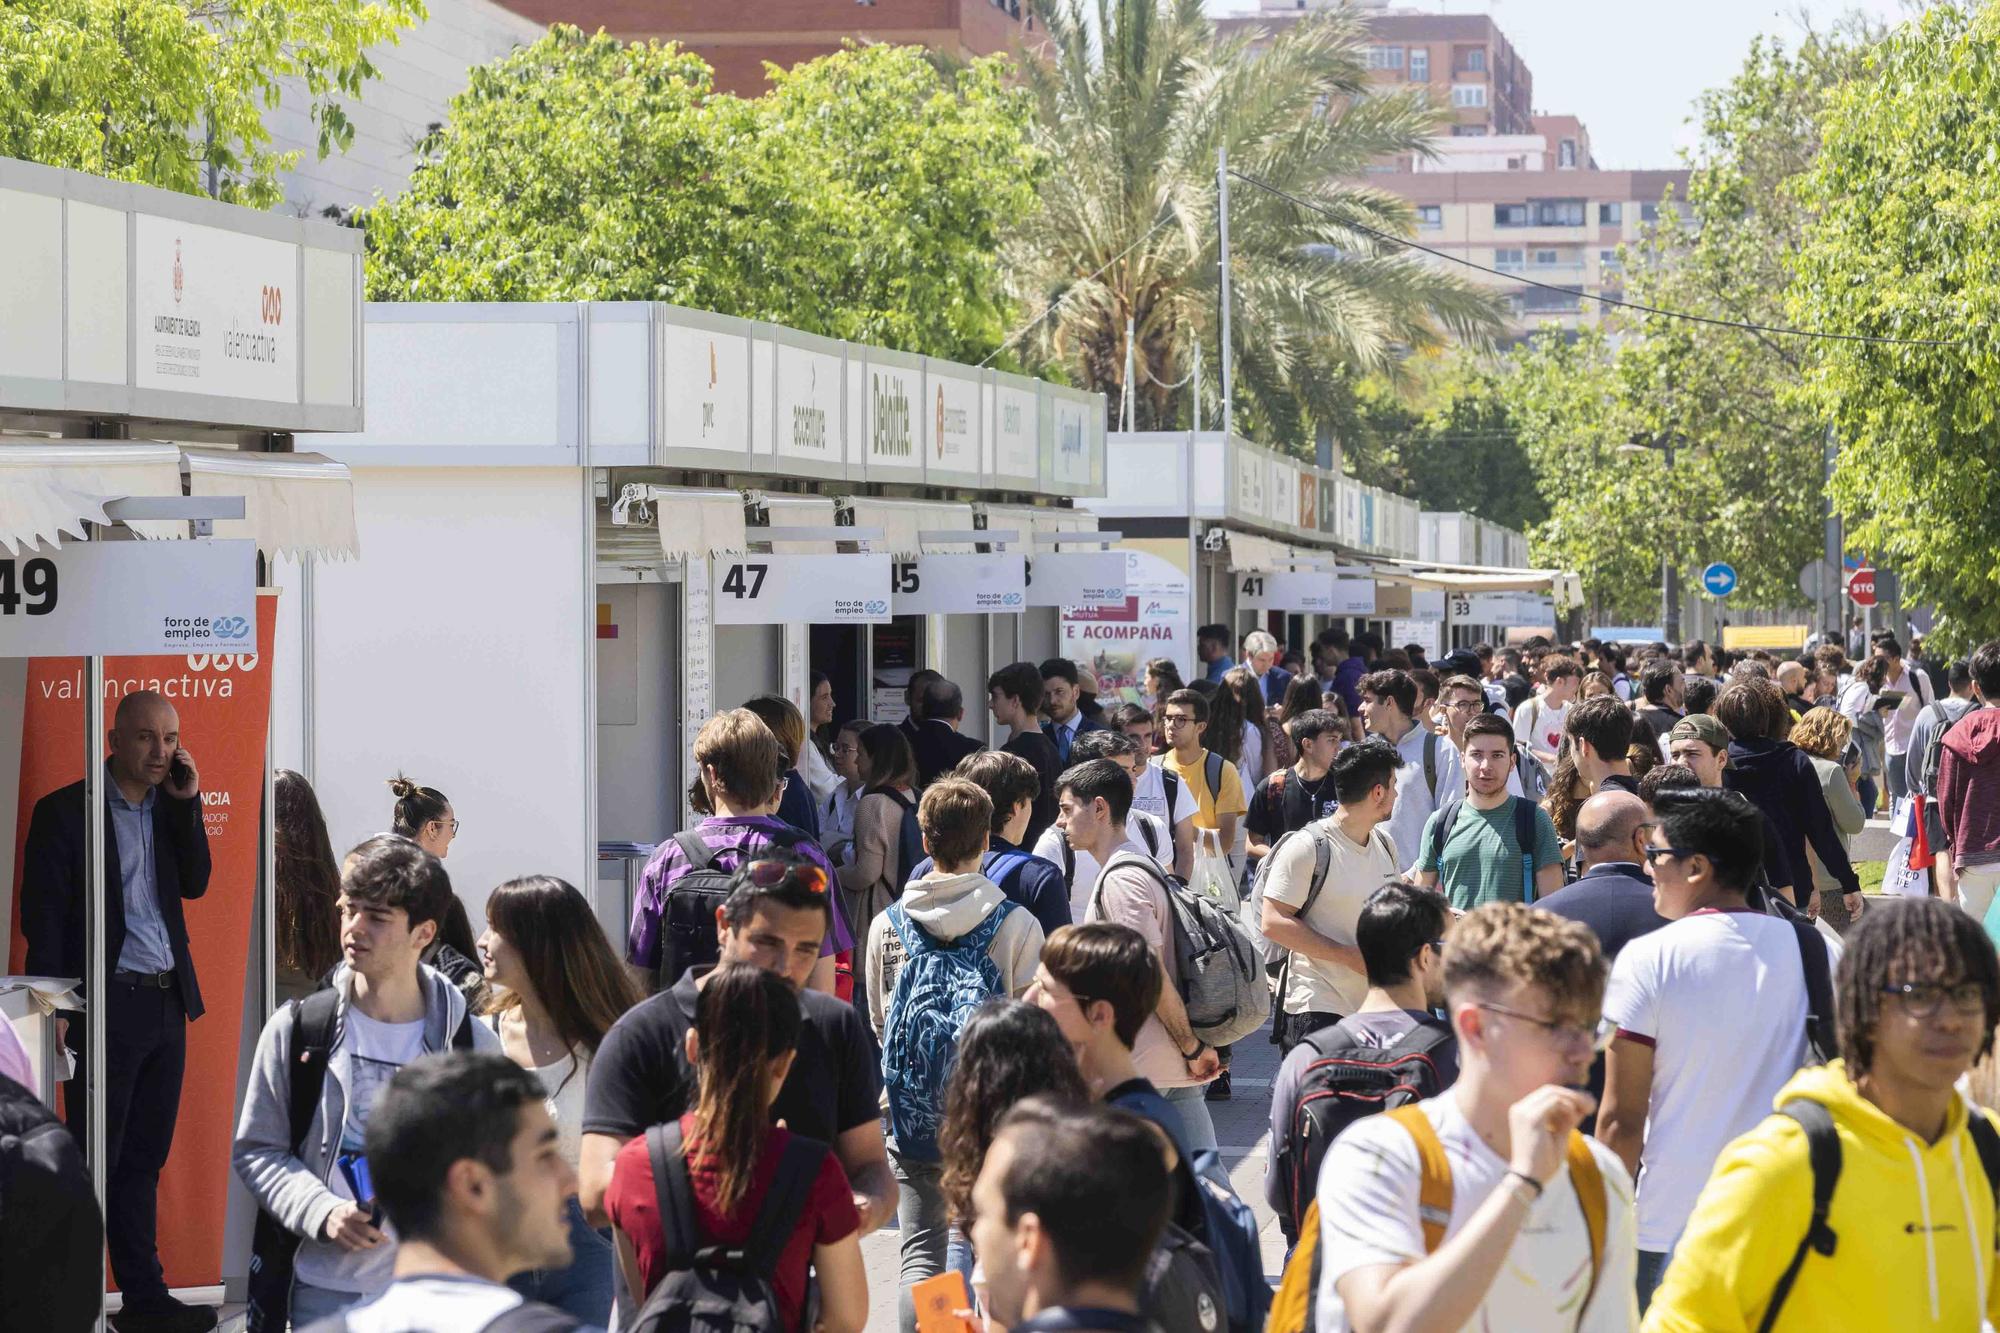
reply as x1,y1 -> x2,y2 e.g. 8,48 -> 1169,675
871,374 -> 911,457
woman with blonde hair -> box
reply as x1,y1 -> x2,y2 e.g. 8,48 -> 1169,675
1792,705 -> 1869,932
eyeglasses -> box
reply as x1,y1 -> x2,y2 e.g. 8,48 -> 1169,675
831,743 -> 859,756
432,818 -> 461,835
1641,845 -> 1691,866
1162,713 -> 1197,726
742,858 -> 829,895
1881,981 -> 1988,1019
1477,1002 -> 1618,1053
1445,698 -> 1483,712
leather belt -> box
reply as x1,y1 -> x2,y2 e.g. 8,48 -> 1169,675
113,968 -> 175,989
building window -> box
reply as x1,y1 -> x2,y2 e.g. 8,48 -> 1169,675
1452,83 -> 1488,108
1466,48 -> 1487,72
1416,204 -> 1443,229
1494,205 -> 1528,228
1532,249 -> 1560,266
1450,124 -> 1489,137
1641,202 -> 1660,222
1559,138 -> 1577,168
1409,47 -> 1429,81
1600,249 -> 1623,269
1495,247 -> 1525,271
1528,198 -> 1586,226
1598,202 -> 1622,225
1366,45 -> 1404,70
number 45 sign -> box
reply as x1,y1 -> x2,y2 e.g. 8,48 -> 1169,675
711,554 -> 893,625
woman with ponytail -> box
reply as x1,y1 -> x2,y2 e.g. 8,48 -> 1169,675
604,963 -> 867,1333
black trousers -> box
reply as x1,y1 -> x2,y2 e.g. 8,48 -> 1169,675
63,978 -> 187,1310
1273,1008 -> 1342,1056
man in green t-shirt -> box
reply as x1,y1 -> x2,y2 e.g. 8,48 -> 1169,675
1413,714 -> 1564,911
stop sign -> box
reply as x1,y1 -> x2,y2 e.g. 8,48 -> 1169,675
1848,565 -> 1878,607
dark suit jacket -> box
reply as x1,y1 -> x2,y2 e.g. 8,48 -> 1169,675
1533,861 -> 1667,962
912,719 -> 985,788
1042,713 -> 1108,766
1261,665 -> 1295,708
21,777 -> 211,1021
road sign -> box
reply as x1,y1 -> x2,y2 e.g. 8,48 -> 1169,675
1847,565 -> 1878,608
1700,562 -> 1738,597
1798,560 -> 1833,603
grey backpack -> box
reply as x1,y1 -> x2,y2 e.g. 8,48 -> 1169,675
1096,850 -> 1271,1046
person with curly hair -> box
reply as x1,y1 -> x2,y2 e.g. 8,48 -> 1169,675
1789,706 -> 1868,932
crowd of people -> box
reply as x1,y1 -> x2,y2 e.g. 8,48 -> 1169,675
11,619 -> 2000,1333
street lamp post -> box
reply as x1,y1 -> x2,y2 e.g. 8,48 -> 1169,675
1620,433 -> 1682,643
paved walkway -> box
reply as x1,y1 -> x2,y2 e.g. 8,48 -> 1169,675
860,1022 -> 1290,1331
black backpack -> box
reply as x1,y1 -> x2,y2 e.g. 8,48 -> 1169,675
1273,1019 -> 1456,1245
627,1120 -> 829,1333
246,988 -> 475,1332
1745,884 -> 1839,1065
659,827 -> 810,987
1756,1100 -> 2000,1333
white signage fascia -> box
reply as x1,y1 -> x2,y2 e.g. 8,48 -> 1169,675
1048,394 -> 1093,487
1235,569 -> 1336,613
990,380 -> 1039,482
1234,448 -> 1267,520
660,319 -> 751,455
1026,551 -> 1126,608
0,540 -> 257,657
891,554 -> 1027,614
1329,579 -> 1377,615
711,554 -> 893,624
862,362 -> 922,472
927,365 -> 982,480
134,214 -> 299,403
774,341 -> 843,465
1267,460 -> 1299,536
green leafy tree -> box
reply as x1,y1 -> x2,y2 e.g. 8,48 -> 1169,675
0,0 -> 423,209
1790,2 -> 2000,651
1003,0 -> 1503,440
365,28 -> 1039,363
1345,358 -> 1546,534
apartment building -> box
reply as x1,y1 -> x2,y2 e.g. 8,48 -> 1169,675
491,0 -> 1041,94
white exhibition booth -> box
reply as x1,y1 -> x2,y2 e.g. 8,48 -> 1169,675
1086,429 -> 1579,659
0,155 -> 364,1321
292,302 -> 1112,941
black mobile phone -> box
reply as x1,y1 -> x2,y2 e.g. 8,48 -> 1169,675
1874,690 -> 1908,712
169,752 -> 193,788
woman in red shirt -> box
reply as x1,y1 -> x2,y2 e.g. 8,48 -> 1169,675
605,962 -> 866,1333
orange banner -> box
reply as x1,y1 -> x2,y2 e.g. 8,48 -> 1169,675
8,591 -> 277,1291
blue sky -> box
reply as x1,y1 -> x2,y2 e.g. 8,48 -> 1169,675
1207,1 -> 1914,168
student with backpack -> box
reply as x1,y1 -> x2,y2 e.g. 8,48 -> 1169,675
1245,708 -> 1348,863
1287,903 -> 1635,1333
1360,669 -> 1463,877
1032,729 -> 1175,918
838,722 -> 923,949
1598,787 -> 1841,1311
864,778 -> 1045,1333
298,1052 -> 586,1333
1905,659 -> 1976,899
1255,739 -> 1404,1053
234,836 -> 504,1330
1030,923 -> 1271,1333
1111,702 -> 1197,879
1266,882 -> 1458,1246
627,710 -> 849,993
1157,689 -> 1247,880
908,749 -> 1071,938
604,963 -> 867,1333
1413,714 -> 1565,910
1060,759 -> 1226,1150
1644,899 -> 2000,1332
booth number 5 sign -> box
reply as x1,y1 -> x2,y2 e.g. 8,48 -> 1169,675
711,554 -> 893,625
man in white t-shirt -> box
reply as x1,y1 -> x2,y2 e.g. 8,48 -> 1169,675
1058,758 -> 1223,1153
1258,738 -> 1403,1053
1513,655 -> 1582,780
1314,902 -> 1637,1332
302,1051 -> 582,1333
1034,729 -> 1173,920
1360,668 -> 1463,876
1109,702 -> 1196,879
1597,785 -> 1839,1311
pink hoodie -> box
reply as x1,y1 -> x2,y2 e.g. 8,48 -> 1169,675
1938,707 -> 2000,867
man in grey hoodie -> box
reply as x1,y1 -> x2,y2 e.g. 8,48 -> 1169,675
864,776 -> 1045,1333
233,835 -> 499,1329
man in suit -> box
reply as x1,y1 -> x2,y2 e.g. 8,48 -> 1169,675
911,676 -> 985,787
1243,628 -> 1293,708
898,668 -> 943,745
1039,658 -> 1107,766
1533,789 -> 1667,961
22,689 -> 214,1333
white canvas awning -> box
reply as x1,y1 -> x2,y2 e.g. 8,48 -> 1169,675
0,442 -> 186,551
840,499 -> 978,556
183,449 -> 359,562
1372,559 -> 1583,606
751,494 -> 839,555
649,488 -> 748,561
979,503 -> 1097,545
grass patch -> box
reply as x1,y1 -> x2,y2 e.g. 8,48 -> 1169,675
1856,860 -> 1887,895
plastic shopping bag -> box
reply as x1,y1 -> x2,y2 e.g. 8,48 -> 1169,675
1191,827 -> 1239,909
1882,835 -> 1929,899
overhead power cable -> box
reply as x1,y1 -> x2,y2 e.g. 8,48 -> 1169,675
979,212 -> 1181,367
1226,168 -> 1964,348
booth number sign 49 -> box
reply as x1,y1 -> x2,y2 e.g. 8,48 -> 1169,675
0,558 -> 58,615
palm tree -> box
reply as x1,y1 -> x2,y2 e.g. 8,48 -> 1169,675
1005,0 -> 1505,444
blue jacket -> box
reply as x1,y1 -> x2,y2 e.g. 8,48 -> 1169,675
910,836 -> 1070,939
1261,664 -> 1294,707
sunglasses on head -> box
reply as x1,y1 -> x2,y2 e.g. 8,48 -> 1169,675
742,858 -> 829,895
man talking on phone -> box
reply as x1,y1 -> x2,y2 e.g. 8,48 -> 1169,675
21,689 -> 213,1333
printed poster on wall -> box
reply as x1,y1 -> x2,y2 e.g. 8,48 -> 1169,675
1060,540 -> 1191,704
134,214 -> 299,403
7,594 -> 277,1293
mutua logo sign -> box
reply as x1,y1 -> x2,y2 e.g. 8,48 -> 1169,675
872,372 -> 911,457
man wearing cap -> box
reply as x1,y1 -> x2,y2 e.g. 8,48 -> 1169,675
1665,714 -> 1732,789
1039,658 -> 1107,766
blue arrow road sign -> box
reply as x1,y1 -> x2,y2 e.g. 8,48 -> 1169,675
1701,562 -> 1738,597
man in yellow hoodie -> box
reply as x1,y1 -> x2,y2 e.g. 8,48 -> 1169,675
1644,897 -> 2000,1331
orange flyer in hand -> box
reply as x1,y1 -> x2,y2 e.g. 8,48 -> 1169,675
911,1271 -> 979,1333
